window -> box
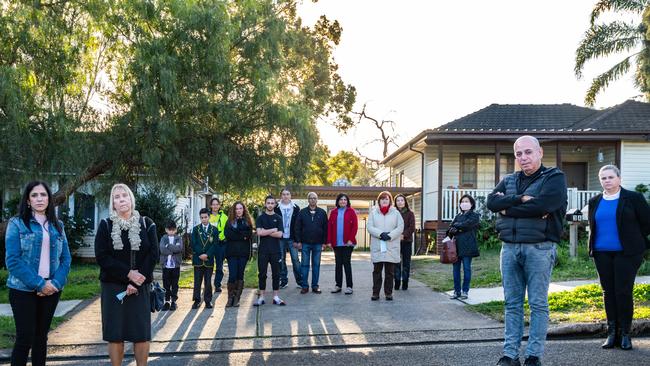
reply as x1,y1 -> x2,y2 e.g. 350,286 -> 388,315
460,154 -> 515,189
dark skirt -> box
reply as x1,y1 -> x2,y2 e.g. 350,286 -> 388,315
100,282 -> 151,342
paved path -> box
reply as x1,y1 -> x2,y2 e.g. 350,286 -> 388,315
1,252 -> 501,360
446,276 -> 650,305
0,300 -> 82,317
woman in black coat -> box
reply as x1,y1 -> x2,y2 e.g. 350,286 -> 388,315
224,201 -> 254,308
447,194 -> 480,300
588,165 -> 650,350
95,183 -> 158,366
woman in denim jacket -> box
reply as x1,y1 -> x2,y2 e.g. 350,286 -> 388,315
5,181 -> 72,366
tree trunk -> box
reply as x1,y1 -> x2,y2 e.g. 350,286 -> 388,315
51,160 -> 113,206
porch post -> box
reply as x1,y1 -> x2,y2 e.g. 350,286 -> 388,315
437,141 -> 443,226
615,141 -> 621,167
494,142 -> 501,185
556,142 -> 562,170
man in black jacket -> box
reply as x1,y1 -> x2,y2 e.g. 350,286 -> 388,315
274,188 -> 303,289
294,192 -> 328,294
487,135 -> 567,366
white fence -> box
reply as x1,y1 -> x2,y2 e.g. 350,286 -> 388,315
441,188 -> 600,221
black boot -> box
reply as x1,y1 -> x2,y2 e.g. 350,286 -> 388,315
402,280 -> 408,290
394,280 -> 401,290
620,323 -> 633,350
225,282 -> 235,308
601,320 -> 617,349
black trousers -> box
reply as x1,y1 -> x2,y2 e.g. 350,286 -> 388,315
373,262 -> 395,296
162,267 -> 180,302
192,266 -> 213,303
334,246 -> 354,288
9,289 -> 61,366
258,251 -> 281,291
396,241 -> 413,283
593,251 -> 644,331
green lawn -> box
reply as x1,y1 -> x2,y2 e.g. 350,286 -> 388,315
411,243 -> 650,293
179,258 -> 259,289
0,316 -> 66,349
468,283 -> 650,323
0,264 -> 100,303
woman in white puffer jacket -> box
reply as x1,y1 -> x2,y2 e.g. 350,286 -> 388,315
367,191 -> 404,301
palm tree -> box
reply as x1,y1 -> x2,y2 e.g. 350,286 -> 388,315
575,0 -> 650,106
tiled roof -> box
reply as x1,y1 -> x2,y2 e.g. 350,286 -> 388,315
432,100 -> 650,133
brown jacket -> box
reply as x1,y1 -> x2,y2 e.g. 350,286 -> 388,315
398,209 -> 416,242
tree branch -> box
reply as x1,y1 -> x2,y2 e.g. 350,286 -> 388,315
51,160 -> 113,206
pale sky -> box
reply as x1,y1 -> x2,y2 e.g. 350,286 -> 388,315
298,0 -> 642,160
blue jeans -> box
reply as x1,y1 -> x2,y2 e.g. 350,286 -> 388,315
227,256 -> 248,283
301,244 -> 322,289
279,239 -> 302,286
213,243 -> 226,288
500,242 -> 556,360
452,256 -> 472,294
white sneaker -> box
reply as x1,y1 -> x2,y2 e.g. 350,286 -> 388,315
344,287 -> 353,295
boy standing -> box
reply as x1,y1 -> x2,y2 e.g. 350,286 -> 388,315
255,195 -> 286,306
159,220 -> 183,310
191,208 -> 218,309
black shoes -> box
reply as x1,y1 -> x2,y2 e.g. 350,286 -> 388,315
523,356 -> 541,366
170,301 -> 177,311
162,302 -> 171,311
191,301 -> 200,309
402,280 -> 408,290
620,333 -> 633,350
496,356 -> 521,366
394,281 -> 401,290
205,302 -> 213,309
601,321 -> 618,349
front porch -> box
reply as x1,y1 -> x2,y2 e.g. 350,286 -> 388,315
440,187 -> 600,221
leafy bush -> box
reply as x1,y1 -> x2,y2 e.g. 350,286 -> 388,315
135,185 -> 179,242
1,196 -> 20,221
58,208 -> 94,253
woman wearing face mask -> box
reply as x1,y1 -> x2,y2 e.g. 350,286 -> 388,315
588,165 -> 650,350
367,191 -> 404,301
447,194 -> 480,300
5,181 -> 71,366
95,183 -> 158,366
394,194 -> 416,291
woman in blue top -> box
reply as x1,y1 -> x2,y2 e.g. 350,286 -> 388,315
588,165 -> 650,351
5,181 -> 71,366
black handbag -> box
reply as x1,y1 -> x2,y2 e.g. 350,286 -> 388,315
150,281 -> 166,313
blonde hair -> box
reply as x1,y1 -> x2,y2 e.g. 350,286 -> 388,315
599,164 -> 620,177
109,183 -> 136,214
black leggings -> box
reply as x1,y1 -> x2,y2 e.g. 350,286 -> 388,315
258,251 -> 281,291
593,251 -> 644,331
9,289 -> 61,366
334,246 -> 354,288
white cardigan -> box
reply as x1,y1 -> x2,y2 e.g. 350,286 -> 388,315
367,206 -> 404,263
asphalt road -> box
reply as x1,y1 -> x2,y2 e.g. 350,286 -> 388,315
45,337 -> 650,366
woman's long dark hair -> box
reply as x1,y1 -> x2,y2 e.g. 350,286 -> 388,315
335,193 -> 351,208
394,194 -> 410,211
18,181 -> 61,232
228,201 -> 253,227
